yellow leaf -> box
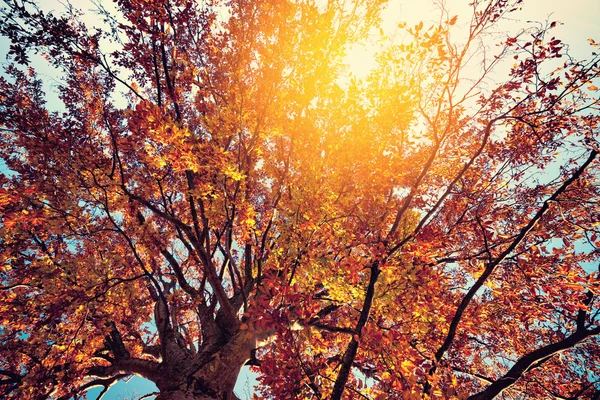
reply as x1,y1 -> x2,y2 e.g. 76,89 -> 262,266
485,280 -> 497,289
400,359 -> 414,374
224,166 -> 245,181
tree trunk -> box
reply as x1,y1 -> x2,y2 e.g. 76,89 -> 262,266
155,389 -> 238,400
154,330 -> 256,400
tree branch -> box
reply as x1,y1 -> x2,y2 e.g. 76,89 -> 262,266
468,325 -> 600,400
58,374 -> 128,400
307,322 -> 355,335
434,149 -> 598,364
330,262 -> 380,400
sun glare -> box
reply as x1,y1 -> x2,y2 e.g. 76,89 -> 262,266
340,0 -> 431,81
344,44 -> 378,80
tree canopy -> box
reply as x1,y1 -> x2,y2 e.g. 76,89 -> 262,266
1,0 -> 600,399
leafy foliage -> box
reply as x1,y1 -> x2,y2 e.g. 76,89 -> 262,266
1,0 -> 600,399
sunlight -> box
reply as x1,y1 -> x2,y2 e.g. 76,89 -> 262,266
343,43 -> 377,80
340,0 -> 437,81
2,0 -> 599,399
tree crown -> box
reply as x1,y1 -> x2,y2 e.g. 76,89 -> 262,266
0,0 -> 599,399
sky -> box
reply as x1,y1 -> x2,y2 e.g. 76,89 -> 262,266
1,0 -> 599,399
346,0 -> 600,79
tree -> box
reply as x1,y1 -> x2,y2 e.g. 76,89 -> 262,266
0,0 -> 599,398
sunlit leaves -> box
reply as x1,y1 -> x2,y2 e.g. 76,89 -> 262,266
1,0 -> 600,399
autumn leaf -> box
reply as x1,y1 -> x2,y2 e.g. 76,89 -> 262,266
0,0 -> 599,399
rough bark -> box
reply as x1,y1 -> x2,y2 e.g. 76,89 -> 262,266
153,330 -> 257,400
